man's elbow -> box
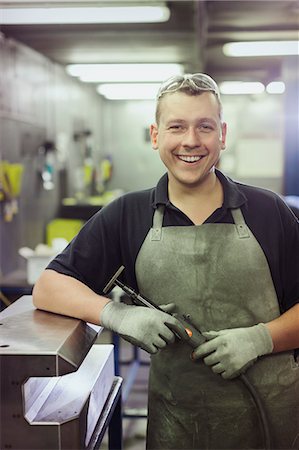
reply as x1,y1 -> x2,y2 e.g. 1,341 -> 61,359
32,276 -> 44,309
32,269 -> 54,310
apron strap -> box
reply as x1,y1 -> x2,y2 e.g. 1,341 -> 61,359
231,208 -> 250,239
151,205 -> 164,241
151,206 -> 250,240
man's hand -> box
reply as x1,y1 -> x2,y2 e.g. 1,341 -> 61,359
192,324 -> 273,379
100,301 -> 188,354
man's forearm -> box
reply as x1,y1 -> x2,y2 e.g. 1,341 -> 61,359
32,269 -> 111,325
266,303 -> 299,353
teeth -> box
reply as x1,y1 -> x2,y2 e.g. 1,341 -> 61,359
178,155 -> 202,163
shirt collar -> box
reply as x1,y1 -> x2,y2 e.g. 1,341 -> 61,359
153,169 -> 247,210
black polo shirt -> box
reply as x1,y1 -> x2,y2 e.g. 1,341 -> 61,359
48,170 -> 299,314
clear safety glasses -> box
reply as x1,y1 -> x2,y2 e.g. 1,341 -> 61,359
157,73 -> 220,100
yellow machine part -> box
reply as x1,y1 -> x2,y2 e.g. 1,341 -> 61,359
46,218 -> 84,246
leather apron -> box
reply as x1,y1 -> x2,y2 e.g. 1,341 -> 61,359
135,206 -> 299,450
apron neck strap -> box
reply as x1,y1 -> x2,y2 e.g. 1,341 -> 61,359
153,205 -> 164,228
151,205 -> 250,240
231,208 -> 250,239
151,205 -> 165,241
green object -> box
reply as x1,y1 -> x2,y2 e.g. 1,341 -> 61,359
46,218 -> 84,246
0,160 -> 24,197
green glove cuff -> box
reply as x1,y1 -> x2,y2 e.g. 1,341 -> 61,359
252,323 -> 274,356
100,301 -> 129,331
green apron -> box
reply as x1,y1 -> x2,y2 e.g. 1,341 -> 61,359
135,205 -> 299,449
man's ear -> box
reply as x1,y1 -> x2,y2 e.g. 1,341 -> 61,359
220,122 -> 227,149
150,124 -> 159,150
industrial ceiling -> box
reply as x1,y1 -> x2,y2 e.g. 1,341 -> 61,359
0,0 -> 298,85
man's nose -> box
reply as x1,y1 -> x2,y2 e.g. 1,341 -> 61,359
181,127 -> 200,147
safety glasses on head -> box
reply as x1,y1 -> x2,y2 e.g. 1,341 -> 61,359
157,73 -> 220,100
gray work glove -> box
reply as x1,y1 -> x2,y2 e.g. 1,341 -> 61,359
100,301 -> 189,354
192,323 -> 273,379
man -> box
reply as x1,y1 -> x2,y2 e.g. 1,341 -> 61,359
33,73 -> 299,449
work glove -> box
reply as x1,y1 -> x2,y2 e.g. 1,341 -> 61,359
192,323 -> 273,379
100,301 -> 189,354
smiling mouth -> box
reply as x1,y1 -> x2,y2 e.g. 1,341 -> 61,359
177,155 -> 204,163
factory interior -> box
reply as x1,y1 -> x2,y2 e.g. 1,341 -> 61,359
0,1 -> 299,449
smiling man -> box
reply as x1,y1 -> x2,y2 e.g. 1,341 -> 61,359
33,73 -> 299,449
150,84 -> 227,225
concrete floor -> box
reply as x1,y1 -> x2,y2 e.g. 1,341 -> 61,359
97,330 -> 149,450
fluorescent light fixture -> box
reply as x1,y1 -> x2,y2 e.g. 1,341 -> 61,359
223,41 -> 299,57
0,5 -> 170,24
220,81 -> 265,95
266,81 -> 285,94
97,83 -> 161,100
66,63 -> 183,83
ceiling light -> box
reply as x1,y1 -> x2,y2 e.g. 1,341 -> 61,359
223,41 -> 299,57
220,81 -> 265,95
266,81 -> 285,94
66,64 -> 183,83
0,5 -> 170,24
97,83 -> 161,100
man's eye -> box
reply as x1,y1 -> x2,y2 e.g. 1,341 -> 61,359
169,125 -> 182,130
200,124 -> 214,132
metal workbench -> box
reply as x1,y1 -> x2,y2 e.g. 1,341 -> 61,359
0,295 -> 122,450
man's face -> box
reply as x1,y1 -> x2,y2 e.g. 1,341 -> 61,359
150,91 -> 227,190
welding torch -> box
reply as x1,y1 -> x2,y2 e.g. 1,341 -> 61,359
103,265 -> 206,349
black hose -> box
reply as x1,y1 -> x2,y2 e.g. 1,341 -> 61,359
240,373 -> 272,449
